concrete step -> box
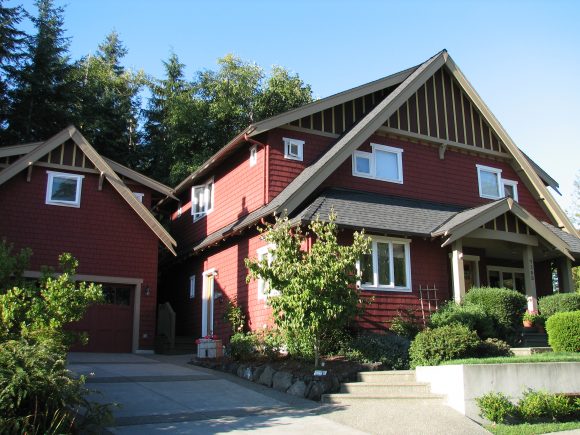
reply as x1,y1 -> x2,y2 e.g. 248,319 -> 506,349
321,393 -> 444,405
340,382 -> 431,395
357,370 -> 416,384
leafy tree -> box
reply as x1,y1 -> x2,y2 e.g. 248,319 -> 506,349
73,31 -> 145,167
4,0 -> 76,143
246,212 -> 370,367
0,0 -> 25,139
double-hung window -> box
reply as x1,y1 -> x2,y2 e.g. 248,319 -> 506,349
257,245 -> 280,300
357,236 -> 411,292
352,143 -> 403,183
476,165 -> 519,201
191,178 -> 214,221
283,137 -> 304,161
45,171 -> 84,208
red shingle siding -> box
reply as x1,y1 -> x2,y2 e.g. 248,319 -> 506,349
0,168 -> 160,350
171,143 -> 266,250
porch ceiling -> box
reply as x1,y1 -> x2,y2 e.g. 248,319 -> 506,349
462,236 -> 564,262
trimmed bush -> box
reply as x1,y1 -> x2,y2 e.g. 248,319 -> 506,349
409,324 -> 480,368
546,311 -> 580,352
476,338 -> 513,358
518,389 -> 578,422
343,333 -> 410,370
229,332 -> 257,361
464,287 -> 527,343
476,392 -> 517,423
539,293 -> 580,318
429,302 -> 496,339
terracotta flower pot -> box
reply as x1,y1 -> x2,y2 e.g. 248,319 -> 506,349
523,320 -> 533,328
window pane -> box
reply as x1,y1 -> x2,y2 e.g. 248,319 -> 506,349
393,243 -> 407,287
480,170 -> 499,197
377,242 -> 390,285
504,184 -> 514,198
489,270 -> 500,287
515,273 -> 525,293
360,252 -> 373,285
375,150 -> 399,181
355,155 -> 371,174
502,272 -> 514,290
51,177 -> 77,201
115,287 -> 131,306
205,183 -> 213,210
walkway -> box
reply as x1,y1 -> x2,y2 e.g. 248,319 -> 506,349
67,353 -> 489,434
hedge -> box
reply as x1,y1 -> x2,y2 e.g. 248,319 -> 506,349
429,302 -> 496,339
545,311 -> 580,352
538,293 -> 580,318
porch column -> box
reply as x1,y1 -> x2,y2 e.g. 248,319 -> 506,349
522,245 -> 538,312
451,240 -> 465,304
558,257 -> 575,293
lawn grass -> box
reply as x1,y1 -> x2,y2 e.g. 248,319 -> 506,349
485,421 -> 580,434
442,352 -> 580,365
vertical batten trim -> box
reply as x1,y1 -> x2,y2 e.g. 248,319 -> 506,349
71,144 -> 77,167
433,75 -> 440,138
451,79 -> 458,141
415,91 -> 421,135
331,106 -> 336,133
470,100 -> 476,147
461,91 -> 467,144
480,115 -> 485,149
489,127 -> 494,152
342,103 -> 346,131
397,107 -> 401,130
406,100 -> 411,131
425,84 -> 431,136
59,144 -> 64,165
442,71 -> 449,140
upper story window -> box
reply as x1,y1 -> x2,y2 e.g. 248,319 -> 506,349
283,137 -> 304,161
257,244 -> 280,300
357,236 -> 412,292
133,192 -> 144,203
352,143 -> 403,184
191,178 -> 214,222
45,171 -> 84,208
249,145 -> 258,167
476,165 -> 519,201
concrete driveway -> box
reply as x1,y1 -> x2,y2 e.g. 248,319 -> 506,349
67,353 -> 489,434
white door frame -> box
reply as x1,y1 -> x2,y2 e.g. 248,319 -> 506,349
201,268 -> 216,336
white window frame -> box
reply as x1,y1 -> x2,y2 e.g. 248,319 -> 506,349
502,179 -> 519,202
487,266 -> 525,291
283,137 -> 304,161
191,178 -> 214,222
356,236 -> 412,292
133,192 -> 144,203
352,143 -> 404,184
476,164 -> 502,199
249,144 -> 258,167
189,275 -> 196,299
45,171 -> 84,208
257,244 -> 280,300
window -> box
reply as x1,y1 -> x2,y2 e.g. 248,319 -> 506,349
357,236 -> 412,291
249,145 -> 258,167
283,137 -> 304,161
487,266 -> 525,293
191,178 -> 214,221
477,165 -> 502,199
189,275 -> 196,299
257,245 -> 280,300
502,179 -> 519,202
133,192 -> 144,203
45,171 -> 84,207
352,143 -> 403,183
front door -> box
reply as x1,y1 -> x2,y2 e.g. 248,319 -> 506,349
201,270 -> 215,336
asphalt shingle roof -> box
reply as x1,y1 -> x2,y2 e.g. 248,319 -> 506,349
543,222 -> 580,255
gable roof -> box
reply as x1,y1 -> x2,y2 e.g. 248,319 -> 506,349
0,126 -> 177,255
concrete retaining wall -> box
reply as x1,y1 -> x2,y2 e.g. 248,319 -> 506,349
416,362 -> 580,423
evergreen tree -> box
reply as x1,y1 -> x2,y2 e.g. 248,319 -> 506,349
5,0 -> 75,143
0,0 -> 25,140
73,31 -> 145,167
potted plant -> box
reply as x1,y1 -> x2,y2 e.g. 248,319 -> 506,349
195,333 -> 223,359
522,310 -> 539,328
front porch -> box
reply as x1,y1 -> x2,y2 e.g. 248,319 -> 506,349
433,198 -> 579,310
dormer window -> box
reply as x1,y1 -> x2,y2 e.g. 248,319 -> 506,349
191,178 -> 214,221
477,165 -> 502,199
502,179 -> 519,202
283,137 -> 304,161
45,171 -> 84,208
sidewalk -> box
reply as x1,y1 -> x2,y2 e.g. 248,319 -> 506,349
68,353 -> 489,434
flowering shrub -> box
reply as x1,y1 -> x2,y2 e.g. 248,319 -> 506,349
195,334 -> 219,344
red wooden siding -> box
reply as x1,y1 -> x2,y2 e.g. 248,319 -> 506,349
0,168 -> 159,350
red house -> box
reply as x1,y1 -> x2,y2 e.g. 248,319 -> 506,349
0,126 -> 177,353
163,50 -> 579,342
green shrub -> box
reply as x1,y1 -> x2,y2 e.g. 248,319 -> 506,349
0,339 -> 112,432
229,332 -> 257,361
517,389 -> 578,422
429,302 -> 496,339
476,392 -> 517,423
476,338 -> 513,358
389,309 -> 423,340
409,324 -> 480,368
253,328 -> 284,359
464,287 -> 527,343
343,333 -> 410,370
539,293 -> 580,318
546,311 -> 580,352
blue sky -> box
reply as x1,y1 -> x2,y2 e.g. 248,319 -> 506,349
8,0 -> 580,215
